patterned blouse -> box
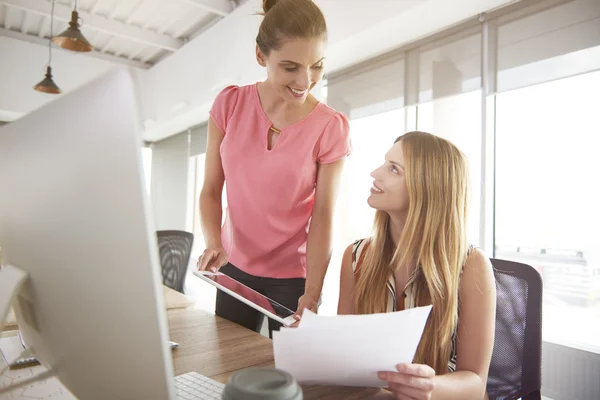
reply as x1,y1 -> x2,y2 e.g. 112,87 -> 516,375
351,238 -> 475,372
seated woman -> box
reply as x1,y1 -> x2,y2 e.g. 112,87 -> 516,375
337,131 -> 496,400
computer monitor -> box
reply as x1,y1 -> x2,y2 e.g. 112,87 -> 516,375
0,68 -> 177,399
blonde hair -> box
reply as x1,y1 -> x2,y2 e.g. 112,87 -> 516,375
353,131 -> 470,374
257,0 -> 327,55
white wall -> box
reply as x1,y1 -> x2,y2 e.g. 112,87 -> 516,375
0,36 -> 151,125
139,0 -> 517,142
0,37 -> 114,118
150,133 -> 190,230
138,0 -> 264,142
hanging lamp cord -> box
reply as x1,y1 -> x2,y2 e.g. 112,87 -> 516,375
47,0 -> 55,69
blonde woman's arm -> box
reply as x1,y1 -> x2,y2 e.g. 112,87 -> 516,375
337,244 -> 356,315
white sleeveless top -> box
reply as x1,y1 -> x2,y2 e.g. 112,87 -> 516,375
351,238 -> 474,372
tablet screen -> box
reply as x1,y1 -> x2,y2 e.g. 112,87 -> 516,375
195,271 -> 295,321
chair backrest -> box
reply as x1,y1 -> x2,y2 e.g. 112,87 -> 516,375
486,258 -> 543,400
156,230 -> 194,293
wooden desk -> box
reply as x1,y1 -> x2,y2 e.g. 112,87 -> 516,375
168,308 -> 394,400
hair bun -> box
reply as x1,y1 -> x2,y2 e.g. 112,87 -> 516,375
262,0 -> 279,14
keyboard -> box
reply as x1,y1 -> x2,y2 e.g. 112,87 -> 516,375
175,372 -> 225,399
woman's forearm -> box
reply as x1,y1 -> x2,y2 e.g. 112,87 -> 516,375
305,212 -> 333,298
199,191 -> 223,249
432,371 -> 487,400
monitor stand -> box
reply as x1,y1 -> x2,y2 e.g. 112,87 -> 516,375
0,264 -> 57,396
0,264 -> 28,332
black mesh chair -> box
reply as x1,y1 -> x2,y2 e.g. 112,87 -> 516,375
156,230 -> 194,294
486,258 -> 543,400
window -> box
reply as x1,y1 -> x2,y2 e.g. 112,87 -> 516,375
322,109 -> 406,316
340,109 -> 406,242
326,1 -> 600,361
324,53 -> 408,315
418,31 -> 481,103
495,71 -> 600,352
493,0 -> 600,354
496,0 -> 600,93
415,30 -> 483,245
327,54 -> 405,119
417,91 -> 483,245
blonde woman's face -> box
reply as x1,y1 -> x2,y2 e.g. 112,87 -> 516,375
368,141 -> 409,214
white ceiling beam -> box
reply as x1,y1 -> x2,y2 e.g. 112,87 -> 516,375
108,4 -> 121,19
114,41 -> 132,58
89,0 -> 102,15
127,47 -> 146,60
141,48 -> 161,63
157,17 -> 179,35
20,7 -> 28,33
100,36 -> 114,52
128,45 -> 146,60
85,29 -> 98,43
178,0 -> 233,17
155,6 -> 184,35
37,15 -> 46,37
141,7 -> 164,30
0,27 -> 151,69
4,5 -> 11,30
0,0 -> 183,51
124,0 -> 143,24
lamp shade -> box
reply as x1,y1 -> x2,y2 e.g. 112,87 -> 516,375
33,66 -> 61,94
52,10 -> 93,52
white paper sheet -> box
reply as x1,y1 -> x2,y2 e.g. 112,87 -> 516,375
273,305 -> 432,387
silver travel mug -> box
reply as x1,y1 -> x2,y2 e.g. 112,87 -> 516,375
221,367 -> 303,400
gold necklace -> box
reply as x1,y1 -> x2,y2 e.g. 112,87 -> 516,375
269,126 -> 281,134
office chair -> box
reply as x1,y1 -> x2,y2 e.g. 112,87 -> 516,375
486,258 -> 543,400
156,230 -> 194,293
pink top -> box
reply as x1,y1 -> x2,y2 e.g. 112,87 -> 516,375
209,83 -> 352,279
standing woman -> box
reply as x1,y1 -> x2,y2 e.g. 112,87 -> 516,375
197,0 -> 351,337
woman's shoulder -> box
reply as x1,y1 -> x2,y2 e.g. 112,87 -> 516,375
210,84 -> 257,132
213,84 -> 255,104
352,237 -> 371,251
465,244 -> 486,264
317,103 -> 349,125
461,246 -> 495,288
350,238 -> 372,272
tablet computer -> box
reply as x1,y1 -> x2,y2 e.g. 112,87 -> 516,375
193,270 -> 297,327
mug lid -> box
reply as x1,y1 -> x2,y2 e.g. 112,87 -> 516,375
222,367 -> 302,400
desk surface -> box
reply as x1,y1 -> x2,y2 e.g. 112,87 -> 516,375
168,308 -> 394,400
3,286 -> 393,399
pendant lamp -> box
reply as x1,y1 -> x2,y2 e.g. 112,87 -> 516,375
52,0 -> 93,52
34,0 -> 61,94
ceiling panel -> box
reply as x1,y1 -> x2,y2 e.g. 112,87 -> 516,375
0,0 -> 233,68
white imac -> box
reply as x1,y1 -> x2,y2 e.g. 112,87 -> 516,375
0,68 -> 178,399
